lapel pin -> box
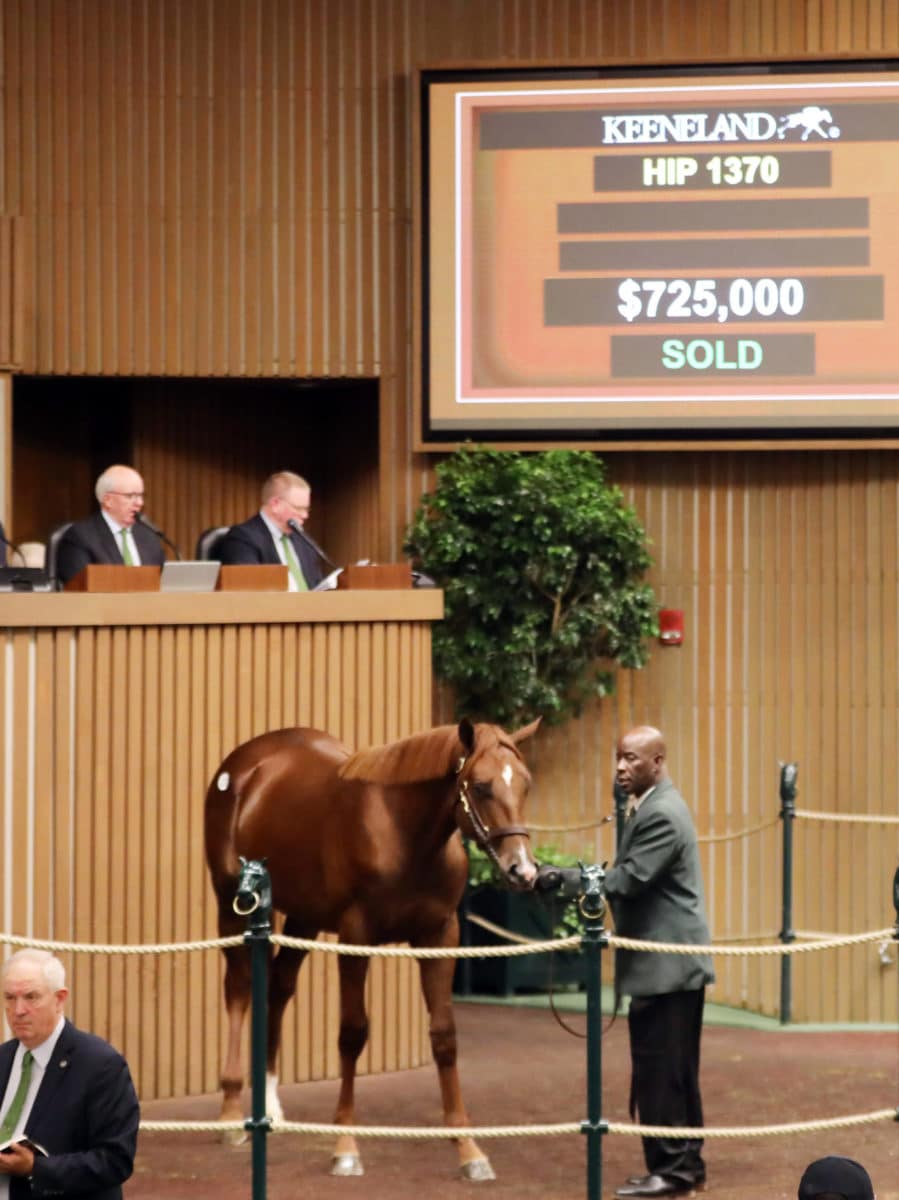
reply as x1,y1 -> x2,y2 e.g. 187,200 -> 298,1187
59,1060 -> 68,1068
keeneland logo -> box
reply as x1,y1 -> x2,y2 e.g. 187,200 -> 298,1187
602,106 -> 841,145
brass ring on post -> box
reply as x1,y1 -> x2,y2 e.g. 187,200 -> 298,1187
579,894 -> 605,921
233,891 -> 261,916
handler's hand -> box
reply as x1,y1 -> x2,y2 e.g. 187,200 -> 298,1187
0,1143 -> 35,1176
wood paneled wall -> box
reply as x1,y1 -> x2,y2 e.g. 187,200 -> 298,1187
2,0 -> 898,1026
521,450 -> 899,1024
0,592 -> 438,1099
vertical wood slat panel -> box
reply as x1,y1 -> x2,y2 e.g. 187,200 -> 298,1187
0,217 -> 25,367
1,609 -> 435,1100
527,451 -> 899,1023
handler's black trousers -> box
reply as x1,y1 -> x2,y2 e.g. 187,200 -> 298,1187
627,987 -> 706,1186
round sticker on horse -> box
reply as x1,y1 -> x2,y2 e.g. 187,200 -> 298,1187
204,716 -> 541,1180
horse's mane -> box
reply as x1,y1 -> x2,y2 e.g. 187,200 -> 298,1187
338,723 -> 519,785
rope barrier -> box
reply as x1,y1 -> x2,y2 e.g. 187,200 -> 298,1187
794,809 -> 899,825
0,933 -> 244,954
528,817 -> 615,834
526,816 -> 782,842
607,928 -> 893,956
698,817 -> 780,844
271,931 -> 582,957
1,926 -> 890,960
530,809 -> 899,836
138,1106 -> 898,1139
465,917 -> 874,949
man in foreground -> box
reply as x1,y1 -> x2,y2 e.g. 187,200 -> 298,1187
0,949 -> 140,1198
55,463 -> 166,586
603,726 -> 715,1199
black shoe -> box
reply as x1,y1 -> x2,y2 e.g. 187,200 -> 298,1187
615,1176 -> 702,1198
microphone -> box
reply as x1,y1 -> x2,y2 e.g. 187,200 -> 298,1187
286,518 -> 336,570
135,512 -> 182,561
0,528 -> 26,567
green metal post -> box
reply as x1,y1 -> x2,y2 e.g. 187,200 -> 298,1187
579,862 -> 608,1200
234,857 -> 273,1200
778,763 -> 798,1025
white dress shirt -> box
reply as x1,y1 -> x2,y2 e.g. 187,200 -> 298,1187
625,784 -> 656,821
100,510 -> 142,566
0,1015 -> 65,1195
259,509 -> 303,591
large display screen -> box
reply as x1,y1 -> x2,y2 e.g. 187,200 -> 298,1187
417,60 -> 899,446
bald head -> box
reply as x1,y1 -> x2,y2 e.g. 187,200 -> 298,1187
615,725 -> 667,796
95,463 -> 145,528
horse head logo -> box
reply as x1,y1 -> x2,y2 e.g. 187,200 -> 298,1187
776,105 -> 839,141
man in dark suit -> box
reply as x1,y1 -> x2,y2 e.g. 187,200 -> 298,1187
217,470 -> 325,589
604,726 -> 715,1199
55,464 -> 166,587
0,948 -> 139,1199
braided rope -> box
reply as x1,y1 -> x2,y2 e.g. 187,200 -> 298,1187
526,816 -> 781,842
698,817 -> 780,844
608,928 -> 893,956
2,926 -> 890,960
794,809 -> 899,825
528,817 -> 615,834
0,933 -> 244,954
271,931 -> 582,957
138,1107 -> 897,1139
530,809 -> 899,836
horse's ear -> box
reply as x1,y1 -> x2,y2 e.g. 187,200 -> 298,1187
457,718 -> 476,756
510,717 -> 542,745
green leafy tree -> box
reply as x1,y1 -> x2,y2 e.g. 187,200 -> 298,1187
404,446 -> 657,727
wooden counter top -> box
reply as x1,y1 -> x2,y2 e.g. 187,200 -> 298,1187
0,588 -> 443,628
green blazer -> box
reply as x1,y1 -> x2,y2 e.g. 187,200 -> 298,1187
604,776 -> 715,998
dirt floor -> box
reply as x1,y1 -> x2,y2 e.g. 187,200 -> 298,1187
133,1003 -> 898,1200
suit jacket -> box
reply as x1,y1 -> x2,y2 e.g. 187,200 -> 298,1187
216,513 -> 324,588
604,776 -> 715,998
55,513 -> 166,586
0,1020 -> 139,1199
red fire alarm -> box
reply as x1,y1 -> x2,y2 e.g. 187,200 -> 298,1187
658,608 -> 684,646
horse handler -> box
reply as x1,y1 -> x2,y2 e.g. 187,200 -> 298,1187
604,726 -> 715,1199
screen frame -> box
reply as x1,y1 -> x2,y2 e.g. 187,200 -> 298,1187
414,54 -> 899,451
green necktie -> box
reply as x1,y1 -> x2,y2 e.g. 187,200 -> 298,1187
0,1050 -> 34,1143
119,528 -> 134,566
281,534 -> 308,591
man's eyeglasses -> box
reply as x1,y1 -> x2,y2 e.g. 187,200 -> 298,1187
108,492 -> 145,501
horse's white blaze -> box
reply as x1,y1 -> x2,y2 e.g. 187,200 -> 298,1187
501,764 -> 513,788
217,771 -> 230,792
266,1072 -> 284,1122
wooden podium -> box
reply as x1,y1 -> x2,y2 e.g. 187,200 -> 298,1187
64,564 -> 161,592
216,564 -> 288,591
337,563 -> 412,589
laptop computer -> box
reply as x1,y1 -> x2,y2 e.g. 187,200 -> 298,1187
159,560 -> 221,592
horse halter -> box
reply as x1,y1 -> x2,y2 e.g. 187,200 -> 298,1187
454,754 -> 530,876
